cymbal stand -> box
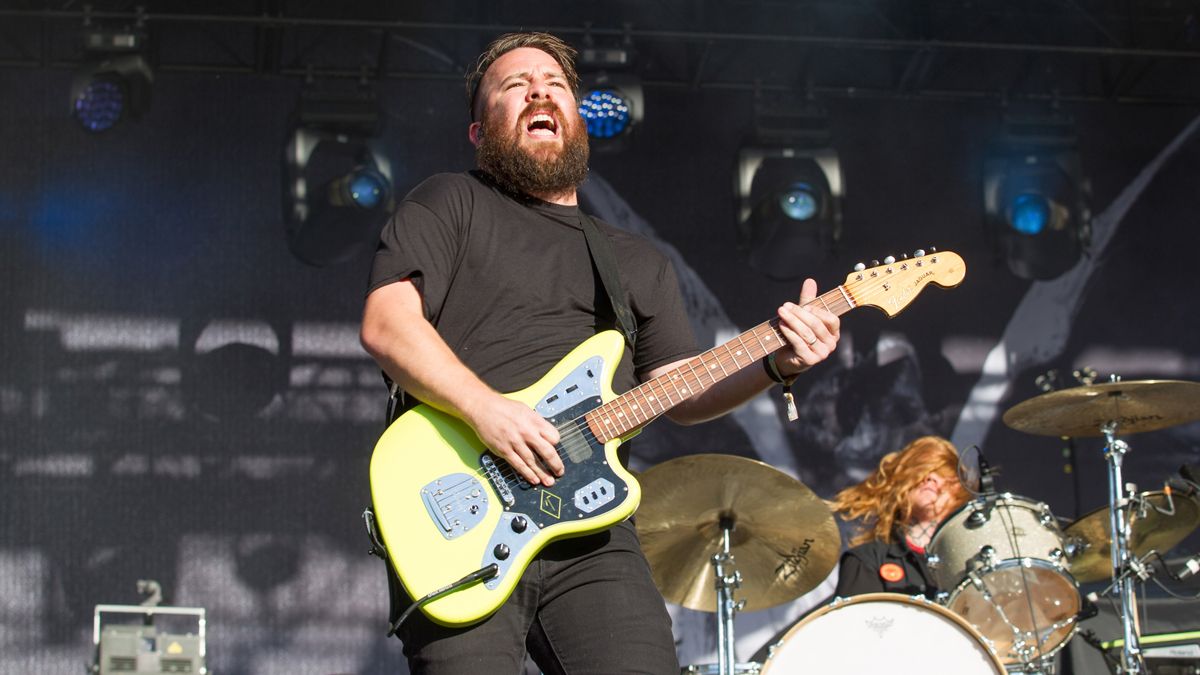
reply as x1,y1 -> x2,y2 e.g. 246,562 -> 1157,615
1101,421 -> 1145,674
712,515 -> 744,675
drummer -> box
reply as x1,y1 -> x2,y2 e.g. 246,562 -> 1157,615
831,435 -> 970,598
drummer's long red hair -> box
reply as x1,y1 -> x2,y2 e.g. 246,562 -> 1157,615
832,435 -> 970,547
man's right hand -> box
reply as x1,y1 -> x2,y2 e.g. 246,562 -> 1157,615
463,392 -> 564,486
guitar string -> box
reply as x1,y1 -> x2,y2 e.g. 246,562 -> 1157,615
473,267 -> 944,488
447,262 -> 951,489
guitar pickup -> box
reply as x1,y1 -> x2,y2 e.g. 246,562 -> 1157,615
573,478 -> 615,514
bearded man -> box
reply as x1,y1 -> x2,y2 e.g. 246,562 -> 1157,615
360,32 -> 841,674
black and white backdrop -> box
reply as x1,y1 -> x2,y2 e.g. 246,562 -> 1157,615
2,3 -> 1199,673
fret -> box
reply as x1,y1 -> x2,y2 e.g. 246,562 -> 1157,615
681,359 -> 704,395
713,348 -> 730,377
696,352 -> 720,386
730,333 -> 752,368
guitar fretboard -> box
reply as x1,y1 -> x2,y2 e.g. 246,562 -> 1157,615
585,285 -> 857,443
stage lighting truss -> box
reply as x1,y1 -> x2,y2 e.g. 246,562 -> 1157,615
735,145 -> 844,280
283,90 -> 395,267
70,25 -> 154,133
983,115 -> 1090,281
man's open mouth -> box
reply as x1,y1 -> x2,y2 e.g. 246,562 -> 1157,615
526,112 -> 559,138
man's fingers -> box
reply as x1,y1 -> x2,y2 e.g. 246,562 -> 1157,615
798,277 -> 818,304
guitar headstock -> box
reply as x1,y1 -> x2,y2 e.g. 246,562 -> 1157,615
842,248 -> 965,317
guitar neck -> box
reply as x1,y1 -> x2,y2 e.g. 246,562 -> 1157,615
586,285 -> 857,442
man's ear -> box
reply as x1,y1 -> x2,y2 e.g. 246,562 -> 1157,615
468,122 -> 483,147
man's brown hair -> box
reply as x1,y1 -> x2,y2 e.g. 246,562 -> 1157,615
466,32 -> 580,121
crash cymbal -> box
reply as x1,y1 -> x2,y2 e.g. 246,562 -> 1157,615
635,453 -> 839,612
1002,380 -> 1200,438
1064,489 -> 1200,582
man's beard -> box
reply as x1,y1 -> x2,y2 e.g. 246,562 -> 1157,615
476,103 -> 590,199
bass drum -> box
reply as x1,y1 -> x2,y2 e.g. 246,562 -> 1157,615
760,593 -> 1005,674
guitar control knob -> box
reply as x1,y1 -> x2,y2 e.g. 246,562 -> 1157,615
493,544 -> 510,560
511,516 -> 528,533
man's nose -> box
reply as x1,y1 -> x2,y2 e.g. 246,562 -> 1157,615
527,78 -> 550,100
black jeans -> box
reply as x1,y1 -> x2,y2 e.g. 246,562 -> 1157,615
396,520 -> 680,675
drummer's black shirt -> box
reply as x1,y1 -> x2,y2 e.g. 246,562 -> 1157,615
834,537 -> 940,599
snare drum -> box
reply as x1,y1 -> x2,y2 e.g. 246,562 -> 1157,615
760,593 -> 1005,674
927,494 -> 1080,665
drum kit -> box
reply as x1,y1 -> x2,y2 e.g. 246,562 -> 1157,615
635,378 -> 1200,675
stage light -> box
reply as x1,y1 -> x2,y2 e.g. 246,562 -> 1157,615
69,27 -> 153,133
577,38 -> 642,148
983,114 -> 1090,281
579,88 -> 632,139
779,183 -> 819,221
283,89 -> 395,267
735,147 -> 843,281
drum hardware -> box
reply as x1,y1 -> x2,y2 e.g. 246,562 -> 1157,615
710,515 -> 747,675
634,454 -> 839,675
1064,489 -> 1200,583
1003,377 -> 1200,674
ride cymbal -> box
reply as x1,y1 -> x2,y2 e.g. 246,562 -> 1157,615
1002,380 -> 1200,438
1064,489 -> 1200,583
635,453 -> 839,612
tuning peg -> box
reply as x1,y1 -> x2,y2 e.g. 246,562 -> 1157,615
914,249 -> 926,257
853,262 -> 866,272
871,259 -> 880,267
883,255 -> 896,264
900,253 -> 909,260
928,246 -> 937,253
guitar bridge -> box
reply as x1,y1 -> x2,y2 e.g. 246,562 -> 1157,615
480,455 -> 515,507
420,473 -> 488,540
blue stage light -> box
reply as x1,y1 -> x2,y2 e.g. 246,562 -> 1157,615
578,89 -> 631,139
73,78 -> 125,132
779,183 -> 819,221
340,169 -> 388,210
1009,193 -> 1050,235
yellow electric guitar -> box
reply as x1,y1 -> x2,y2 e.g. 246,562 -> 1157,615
369,249 -> 966,627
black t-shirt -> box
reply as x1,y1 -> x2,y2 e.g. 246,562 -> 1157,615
368,170 -> 699,396
834,538 -> 940,599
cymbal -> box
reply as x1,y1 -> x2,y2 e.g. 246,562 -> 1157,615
1002,380 -> 1200,438
635,453 -> 839,612
1064,489 -> 1200,582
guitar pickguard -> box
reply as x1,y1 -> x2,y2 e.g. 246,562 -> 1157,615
478,358 -> 631,589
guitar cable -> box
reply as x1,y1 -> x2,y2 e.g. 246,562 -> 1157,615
387,564 -> 500,636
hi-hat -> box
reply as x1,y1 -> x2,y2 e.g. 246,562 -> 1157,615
635,453 -> 839,612
1064,489 -> 1200,583
1002,380 -> 1200,438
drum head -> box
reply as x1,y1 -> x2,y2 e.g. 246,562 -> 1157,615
761,593 -> 1005,674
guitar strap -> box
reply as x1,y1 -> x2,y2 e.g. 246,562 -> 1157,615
579,212 -> 638,352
